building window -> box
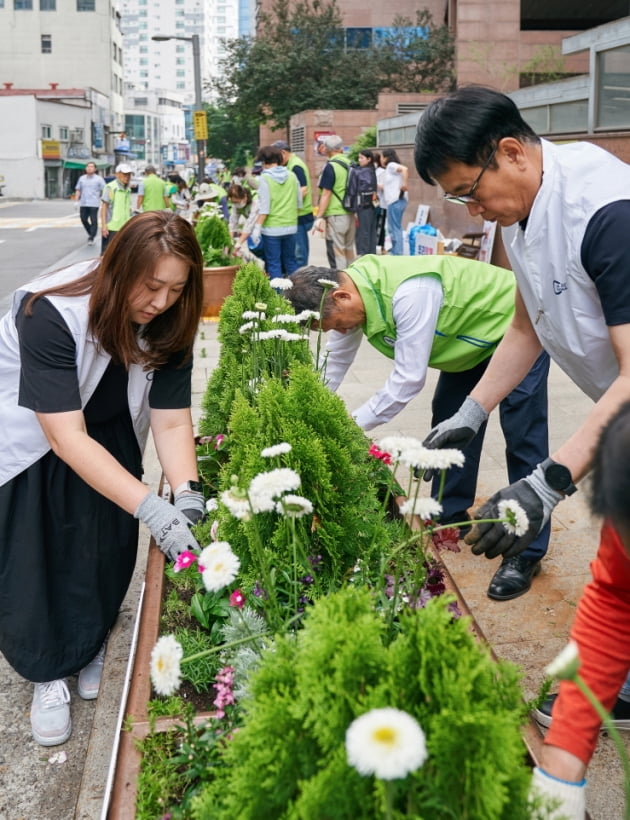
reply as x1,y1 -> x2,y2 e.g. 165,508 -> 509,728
41,34 -> 52,52
139,45 -> 147,53
15,0 -> 33,8
41,124 -> 52,139
59,126 -> 68,141
40,0 -> 56,8
597,44 -> 630,129
176,82 -> 185,89
76,0 -> 94,9
140,58 -> 148,65
176,45 -> 185,53
176,69 -> 185,77
176,57 -> 185,65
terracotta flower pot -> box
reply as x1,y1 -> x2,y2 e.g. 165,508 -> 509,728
202,264 -> 240,318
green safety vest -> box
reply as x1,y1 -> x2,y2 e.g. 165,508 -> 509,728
287,154 -> 313,217
262,174 -> 298,228
104,180 -> 132,231
345,254 -> 516,372
141,174 -> 167,211
320,155 -> 350,217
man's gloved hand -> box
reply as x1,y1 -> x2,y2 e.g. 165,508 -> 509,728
464,462 -> 565,559
134,491 -> 200,562
250,224 -> 262,245
420,396 -> 488,481
529,767 -> 585,819
173,485 -> 206,526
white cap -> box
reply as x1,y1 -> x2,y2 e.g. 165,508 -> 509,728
115,163 -> 133,174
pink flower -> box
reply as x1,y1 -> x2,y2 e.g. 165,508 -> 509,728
210,519 -> 219,541
229,588 -> 245,608
173,551 -> 198,573
213,665 -> 236,719
214,434 -> 225,450
369,443 -> 392,465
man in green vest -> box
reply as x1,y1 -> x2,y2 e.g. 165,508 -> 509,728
314,134 -> 355,271
272,139 -> 314,267
100,163 -> 133,254
136,165 -> 170,212
287,255 -> 551,602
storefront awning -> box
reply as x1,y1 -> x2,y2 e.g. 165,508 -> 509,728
62,158 -> 109,170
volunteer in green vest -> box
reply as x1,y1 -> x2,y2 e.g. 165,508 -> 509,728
100,163 -> 133,255
272,140 -> 314,267
314,134 -> 355,271
250,145 -> 301,280
136,165 -> 170,212
287,255 -> 551,602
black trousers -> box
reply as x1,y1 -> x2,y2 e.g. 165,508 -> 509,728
79,206 -> 99,240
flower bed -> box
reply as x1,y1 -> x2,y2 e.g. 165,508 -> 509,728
108,264 -> 551,819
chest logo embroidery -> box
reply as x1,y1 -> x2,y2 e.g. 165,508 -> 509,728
553,280 -> 568,295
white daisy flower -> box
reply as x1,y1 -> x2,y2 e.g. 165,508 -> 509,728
497,498 -> 529,536
261,442 -> 292,458
249,468 -> 301,499
150,634 -> 183,696
378,436 -> 424,459
271,314 -> 298,324
242,310 -> 264,320
278,331 -> 302,342
205,498 -> 218,512
545,640 -> 581,680
199,543 -> 240,592
220,488 -> 251,520
258,329 -> 284,340
398,497 -> 443,520
254,301 -> 267,310
345,707 -> 428,780
271,278 -> 293,291
238,321 -> 255,335
248,489 -> 278,514
276,494 -> 313,518
294,309 -> 320,322
317,278 -> 338,289
422,448 -> 465,471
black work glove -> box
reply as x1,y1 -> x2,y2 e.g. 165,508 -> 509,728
419,396 -> 488,482
464,463 -> 565,559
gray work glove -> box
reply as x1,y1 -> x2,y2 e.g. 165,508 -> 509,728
173,488 -> 206,526
464,462 -> 565,559
420,396 -> 488,481
250,224 -> 262,245
134,491 -> 200,562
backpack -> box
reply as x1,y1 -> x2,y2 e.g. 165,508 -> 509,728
329,157 -> 358,212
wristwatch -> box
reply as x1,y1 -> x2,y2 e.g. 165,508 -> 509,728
175,480 -> 203,495
542,458 -> 577,496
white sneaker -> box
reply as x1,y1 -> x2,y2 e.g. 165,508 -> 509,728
77,641 -> 107,700
31,679 -> 71,746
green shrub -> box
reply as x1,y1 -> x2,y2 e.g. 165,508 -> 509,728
190,589 -> 532,820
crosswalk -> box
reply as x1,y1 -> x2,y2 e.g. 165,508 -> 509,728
0,214 -> 82,230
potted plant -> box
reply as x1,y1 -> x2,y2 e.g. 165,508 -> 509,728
194,202 -> 242,318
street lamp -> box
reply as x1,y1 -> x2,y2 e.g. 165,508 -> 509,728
152,33 -> 205,185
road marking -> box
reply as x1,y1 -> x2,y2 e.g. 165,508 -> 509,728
0,214 -> 82,230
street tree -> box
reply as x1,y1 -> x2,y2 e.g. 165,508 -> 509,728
215,0 -> 454,131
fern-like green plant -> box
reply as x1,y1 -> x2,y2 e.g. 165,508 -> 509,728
190,589 -> 532,820
194,210 -> 238,267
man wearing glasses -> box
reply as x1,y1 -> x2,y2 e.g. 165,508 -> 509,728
415,84 -> 630,816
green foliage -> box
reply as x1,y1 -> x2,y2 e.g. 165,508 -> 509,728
193,210 -> 238,267
215,0 -> 454,129
204,103 -> 259,167
175,627 -> 223,694
347,126 -> 377,162
135,727 -> 190,820
190,589 -> 532,819
198,262 -> 311,436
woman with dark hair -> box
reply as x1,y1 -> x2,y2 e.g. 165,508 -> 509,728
227,183 -> 264,265
0,211 -> 205,747
381,148 -> 409,255
353,149 -> 378,256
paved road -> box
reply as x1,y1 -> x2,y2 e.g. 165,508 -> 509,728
0,199 -> 98,314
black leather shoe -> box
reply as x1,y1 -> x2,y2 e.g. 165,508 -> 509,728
487,555 -> 542,601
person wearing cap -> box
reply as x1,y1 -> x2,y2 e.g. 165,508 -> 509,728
272,139 -> 314,267
136,165 -> 170,212
99,163 -> 133,255
314,135 -> 355,271
195,180 -> 228,220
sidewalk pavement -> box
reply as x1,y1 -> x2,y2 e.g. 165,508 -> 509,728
0,233 -> 624,818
